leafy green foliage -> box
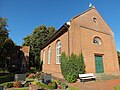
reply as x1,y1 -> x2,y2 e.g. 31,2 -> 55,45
0,73 -> 14,84
60,52 -> 68,78
117,51 -> 120,54
60,82 -> 68,89
76,53 -> 86,75
38,82 -> 54,90
22,25 -> 56,70
60,52 -> 85,83
51,81 -> 58,89
7,82 -> 13,88
0,17 -> 15,68
66,72 -> 77,83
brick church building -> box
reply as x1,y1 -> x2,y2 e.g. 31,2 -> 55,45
40,6 -> 119,78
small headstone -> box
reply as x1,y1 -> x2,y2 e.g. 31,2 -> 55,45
14,74 -> 26,81
44,74 -> 52,84
15,74 -> 18,81
0,86 -> 4,90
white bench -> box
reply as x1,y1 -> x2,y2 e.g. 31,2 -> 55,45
79,73 -> 96,82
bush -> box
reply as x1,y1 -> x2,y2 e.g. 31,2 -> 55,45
0,68 -> 9,73
66,73 -> 77,83
51,81 -> 57,89
23,82 -> 29,87
60,82 -> 68,89
60,52 -> 85,83
36,72 -> 42,79
60,52 -> 68,79
7,82 -> 13,88
0,73 -> 14,84
38,82 -> 53,90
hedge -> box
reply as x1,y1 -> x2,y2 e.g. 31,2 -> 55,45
0,73 -> 14,84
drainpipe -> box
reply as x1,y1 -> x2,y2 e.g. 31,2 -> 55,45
64,22 -> 71,59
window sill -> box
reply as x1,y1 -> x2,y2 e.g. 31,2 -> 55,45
56,63 -> 61,65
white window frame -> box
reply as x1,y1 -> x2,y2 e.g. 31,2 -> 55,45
93,37 -> 102,45
48,47 -> 51,64
43,50 -> 46,64
56,41 -> 61,64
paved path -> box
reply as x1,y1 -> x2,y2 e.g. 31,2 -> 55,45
69,77 -> 120,90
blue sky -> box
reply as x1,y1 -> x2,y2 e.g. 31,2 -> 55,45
0,0 -> 120,51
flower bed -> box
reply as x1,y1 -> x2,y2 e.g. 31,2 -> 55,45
0,72 -> 69,90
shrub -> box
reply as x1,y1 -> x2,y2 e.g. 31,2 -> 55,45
55,79 -> 68,89
0,68 -> 9,73
51,81 -> 57,89
7,82 -> 13,88
66,73 -> 77,83
55,79 -> 61,85
77,53 -> 86,74
60,52 -> 85,83
38,82 -> 53,90
60,52 -> 68,79
0,73 -> 14,84
23,82 -> 29,87
36,72 -> 42,79
60,82 -> 68,89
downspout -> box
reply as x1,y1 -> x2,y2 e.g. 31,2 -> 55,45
64,22 -> 71,59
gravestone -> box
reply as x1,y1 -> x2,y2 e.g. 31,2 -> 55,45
44,74 -> 52,84
14,74 -> 26,81
0,86 -> 4,90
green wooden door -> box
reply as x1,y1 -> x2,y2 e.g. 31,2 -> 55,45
95,55 -> 104,73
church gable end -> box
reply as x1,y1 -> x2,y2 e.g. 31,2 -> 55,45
71,7 -> 114,37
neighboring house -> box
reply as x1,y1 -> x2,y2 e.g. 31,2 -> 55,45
9,46 -> 30,73
20,46 -> 30,72
40,6 -> 119,78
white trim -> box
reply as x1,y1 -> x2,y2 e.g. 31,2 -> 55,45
56,41 -> 61,64
48,47 -> 51,64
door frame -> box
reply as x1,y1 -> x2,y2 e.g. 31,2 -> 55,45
94,54 -> 104,73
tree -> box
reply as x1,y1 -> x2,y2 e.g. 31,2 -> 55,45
22,25 -> 56,70
117,51 -> 120,54
0,17 -> 15,68
0,17 -> 8,44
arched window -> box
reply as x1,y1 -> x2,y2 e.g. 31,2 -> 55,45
43,50 -> 46,64
48,47 -> 51,64
93,37 -> 102,45
56,41 -> 61,64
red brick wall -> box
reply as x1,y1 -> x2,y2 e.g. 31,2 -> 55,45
41,30 -> 68,78
41,7 -> 119,78
69,8 -> 119,73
